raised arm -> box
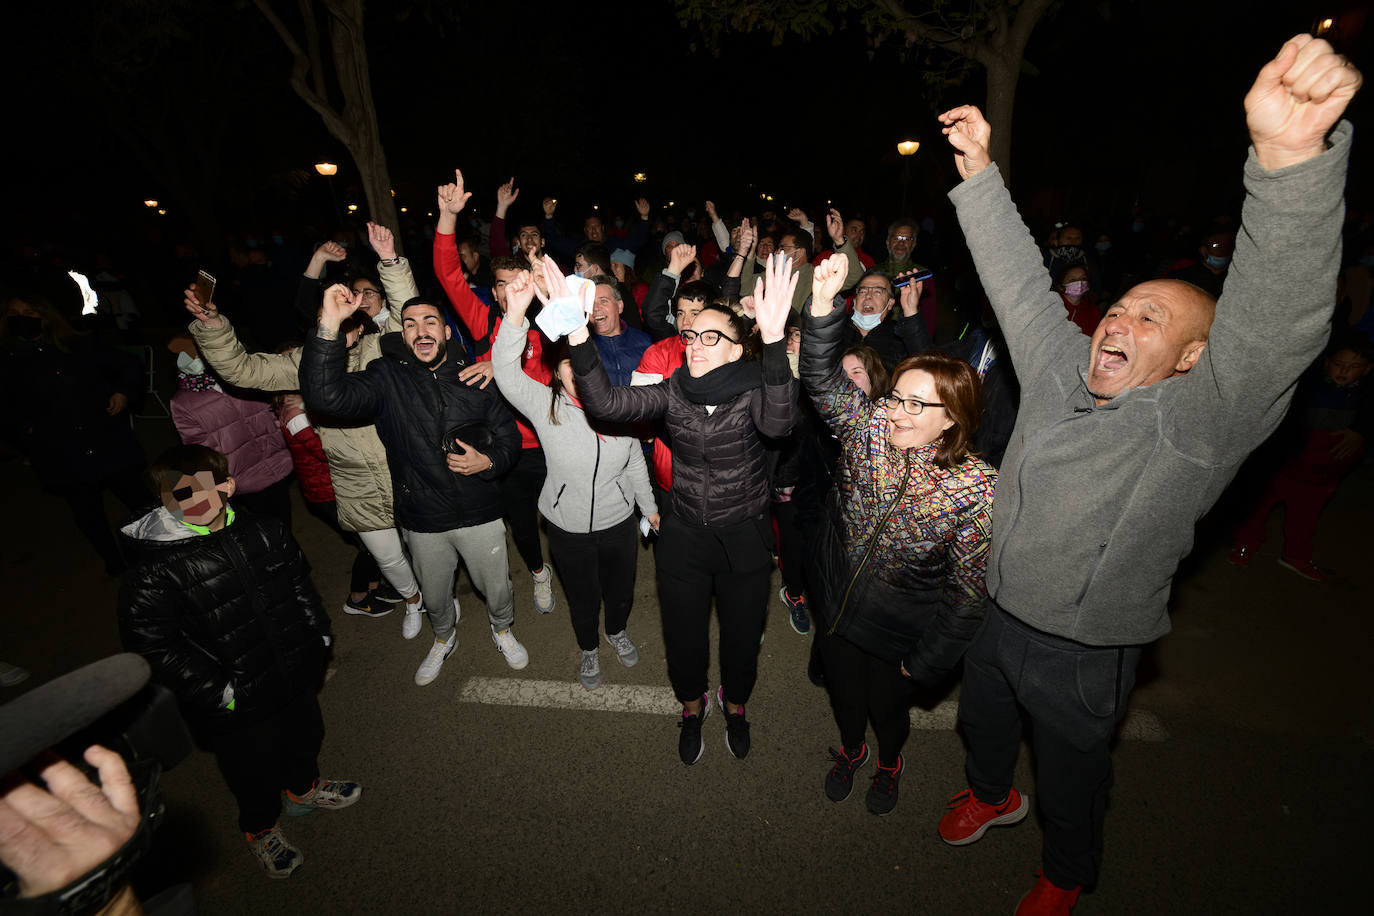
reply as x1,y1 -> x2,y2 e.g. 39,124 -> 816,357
368,221 -> 414,332
299,285 -> 385,422
748,253 -> 800,438
1176,35 -> 1360,446
940,104 -> 1085,383
801,254 -> 872,438
433,170 -> 496,341
490,272 -> 553,422
293,241 -> 347,324
187,301 -> 303,392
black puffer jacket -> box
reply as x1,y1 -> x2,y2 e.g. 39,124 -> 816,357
571,337 -> 796,526
116,507 -> 329,733
299,329 -> 519,533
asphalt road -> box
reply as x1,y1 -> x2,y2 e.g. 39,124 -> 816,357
3,417 -> 1371,915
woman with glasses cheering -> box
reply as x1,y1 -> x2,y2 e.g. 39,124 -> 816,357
800,254 -> 996,816
565,253 -> 800,767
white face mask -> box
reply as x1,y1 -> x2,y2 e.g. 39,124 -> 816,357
371,311 -> 387,329
785,349 -> 800,379
176,351 -> 205,375
851,311 -> 884,331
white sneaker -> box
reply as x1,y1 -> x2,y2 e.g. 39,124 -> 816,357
532,566 -> 555,614
606,630 -> 640,667
490,626 -> 529,670
414,636 -> 457,686
401,599 -> 424,641
578,649 -> 601,690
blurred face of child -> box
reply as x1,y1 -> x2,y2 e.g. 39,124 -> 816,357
160,470 -> 234,527
1324,349 -> 1372,388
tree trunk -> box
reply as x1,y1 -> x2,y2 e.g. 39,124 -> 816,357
984,56 -> 1020,187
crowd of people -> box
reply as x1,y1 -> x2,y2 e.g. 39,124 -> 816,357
0,31 -> 1366,916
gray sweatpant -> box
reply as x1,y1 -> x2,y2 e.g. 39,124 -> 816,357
402,520 -> 515,641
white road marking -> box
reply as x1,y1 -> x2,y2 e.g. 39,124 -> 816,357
458,677 -> 1167,740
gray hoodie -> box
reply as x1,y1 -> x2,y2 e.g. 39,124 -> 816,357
948,122 -> 1352,646
491,318 -> 656,533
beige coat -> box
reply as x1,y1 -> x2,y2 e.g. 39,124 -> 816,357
187,257 -> 422,532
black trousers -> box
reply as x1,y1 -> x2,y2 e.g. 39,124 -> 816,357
958,600 -> 1143,890
772,499 -> 806,597
303,499 -> 382,594
655,513 -> 772,705
819,629 -> 916,766
545,515 -> 638,651
500,447 -> 547,574
63,464 -> 152,572
206,691 -> 324,834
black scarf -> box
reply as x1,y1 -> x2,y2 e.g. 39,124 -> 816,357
676,359 -> 763,405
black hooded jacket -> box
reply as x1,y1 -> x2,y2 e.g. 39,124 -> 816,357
299,328 -> 519,533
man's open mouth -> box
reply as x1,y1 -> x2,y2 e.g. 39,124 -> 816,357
1097,344 -> 1127,370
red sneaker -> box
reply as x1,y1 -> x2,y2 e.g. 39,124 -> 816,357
938,786 -> 1029,846
1015,872 -> 1081,916
1277,556 -> 1326,582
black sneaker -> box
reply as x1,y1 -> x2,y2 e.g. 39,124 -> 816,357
372,581 -> 404,603
343,593 -> 394,618
866,754 -> 904,816
718,686 -> 750,759
677,692 -> 711,766
825,743 -> 871,802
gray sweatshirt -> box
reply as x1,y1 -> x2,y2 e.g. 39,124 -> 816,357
491,319 -> 656,533
949,122 -> 1352,645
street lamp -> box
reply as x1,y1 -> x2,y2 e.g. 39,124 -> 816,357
314,162 -> 337,176
633,172 -> 647,183
898,139 -> 920,215
143,199 -> 158,208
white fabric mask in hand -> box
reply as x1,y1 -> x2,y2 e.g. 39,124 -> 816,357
535,274 -> 596,341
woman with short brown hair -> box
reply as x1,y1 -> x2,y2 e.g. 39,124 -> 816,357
801,255 -> 997,817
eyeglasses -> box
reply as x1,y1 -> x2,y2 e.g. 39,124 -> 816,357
881,391 -> 944,416
890,234 -> 916,243
352,288 -> 384,300
679,329 -> 738,347
855,285 -> 890,298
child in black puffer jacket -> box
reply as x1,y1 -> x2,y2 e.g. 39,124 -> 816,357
117,444 -> 360,879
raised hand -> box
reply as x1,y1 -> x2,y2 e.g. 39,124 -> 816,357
787,207 -> 809,226
496,177 -> 519,217
736,217 -> 756,256
634,198 -> 651,220
106,393 -> 129,416
503,268 -> 538,324
184,286 -> 222,329
826,208 -> 844,247
705,200 -> 719,223
739,295 -> 757,320
668,243 -> 697,276
753,252 -> 799,344
542,197 -> 557,219
0,746 -> 140,898
897,275 -> 925,317
315,241 -> 347,263
366,221 -> 397,260
1245,34 -> 1362,171
438,169 -> 472,214
937,105 -> 993,180
811,253 -> 850,312
319,283 -> 359,331
533,254 -> 594,344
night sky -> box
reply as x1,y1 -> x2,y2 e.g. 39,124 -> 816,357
6,0 -> 1370,262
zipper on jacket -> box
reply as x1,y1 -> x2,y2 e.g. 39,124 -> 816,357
828,450 -> 912,636
552,483 -> 566,509
223,533 -> 293,684
588,438 -> 601,533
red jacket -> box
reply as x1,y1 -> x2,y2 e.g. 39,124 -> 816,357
633,337 -> 685,490
1058,292 -> 1100,337
435,230 -> 549,450
278,408 -> 334,503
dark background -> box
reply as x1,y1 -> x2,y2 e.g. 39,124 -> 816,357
4,0 -> 1370,282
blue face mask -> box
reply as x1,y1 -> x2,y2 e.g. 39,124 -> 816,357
615,219 -> 624,228
851,311 -> 884,331
1095,241 -> 1111,252
271,234 -> 284,246
1360,255 -> 1374,268
1204,255 -> 1231,271
572,271 -> 586,279
1131,221 -> 1145,233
